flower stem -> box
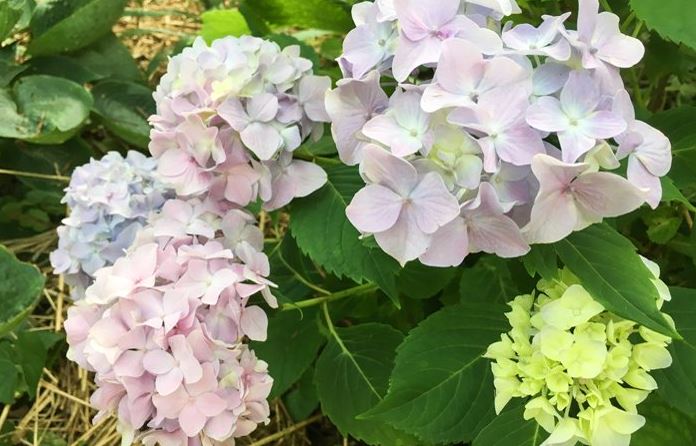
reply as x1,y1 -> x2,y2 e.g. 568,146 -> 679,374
0,168 -> 70,182
280,283 -> 378,311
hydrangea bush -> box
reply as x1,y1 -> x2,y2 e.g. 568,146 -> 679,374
329,0 -> 671,266
50,151 -> 170,300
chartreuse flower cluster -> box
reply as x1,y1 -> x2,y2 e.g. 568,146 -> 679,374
50,151 -> 170,300
149,35 -> 329,211
331,0 -> 672,266
485,260 -> 673,446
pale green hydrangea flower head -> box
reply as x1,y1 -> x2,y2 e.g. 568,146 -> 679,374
484,258 -> 674,446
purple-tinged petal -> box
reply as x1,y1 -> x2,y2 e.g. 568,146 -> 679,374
360,145 -> 418,195
409,172 -> 460,233
526,96 -> 568,132
346,184 -> 404,233
418,217 -> 468,267
374,207 -> 432,265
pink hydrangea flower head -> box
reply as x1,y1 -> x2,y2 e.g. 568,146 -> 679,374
149,36 -> 329,209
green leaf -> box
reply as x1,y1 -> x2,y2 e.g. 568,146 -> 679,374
630,0 -> 696,49
649,106 -> 696,192
28,0 -> 128,56
397,262 -> 456,300
0,245 -> 45,336
284,367 -> 319,421
632,394 -> 696,446
472,405 -> 546,446
266,235 -> 321,304
654,287 -> 696,416
200,8 -> 250,43
314,322 -> 414,445
26,55 -> 102,83
362,303 -> 509,443
0,0 -> 24,40
554,223 -> 678,338
460,257 -> 520,304
91,80 -> 154,148
239,0 -> 352,33
252,309 -> 324,399
71,33 -> 142,81
0,357 -> 19,404
521,244 -> 558,280
660,176 -> 696,211
644,206 -> 682,244
14,330 -> 62,399
290,165 -> 401,306
0,74 -> 92,144
0,51 -> 27,87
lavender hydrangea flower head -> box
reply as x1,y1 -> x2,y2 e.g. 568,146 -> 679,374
64,197 -> 276,445
50,151 -> 170,300
149,36 -> 329,211
330,0 -> 671,266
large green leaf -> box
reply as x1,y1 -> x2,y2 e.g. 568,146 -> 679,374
0,75 -> 92,144
362,303 -> 509,443
0,356 -> 19,404
314,322 -> 414,445
0,0 -> 24,40
14,331 -> 62,399
397,261 -> 456,300
654,287 -> 696,416
91,80 -> 154,148
473,405 -> 546,446
284,367 -> 319,421
632,394 -> 696,446
0,245 -> 45,336
290,165 -> 401,306
71,33 -> 142,81
28,0 -> 128,56
660,176 -> 696,212
649,106 -> 696,192
460,256 -> 521,304
554,223 -> 678,338
239,0 -> 352,33
630,0 -> 696,49
200,8 -> 250,43
26,55 -> 103,83
252,309 -> 324,399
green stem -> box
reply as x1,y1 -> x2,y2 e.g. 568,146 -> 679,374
599,0 -> 613,12
0,169 -> 70,182
280,283 -> 378,311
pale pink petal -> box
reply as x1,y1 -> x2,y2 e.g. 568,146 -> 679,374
524,189 -> 579,244
582,111 -> 626,139
362,115 -> 421,156
179,404 -> 207,437
374,208 -> 432,265
205,412 -> 236,441
195,393 -> 227,417
240,123 -> 283,160
465,183 -> 530,257
577,0 -> 599,43
247,93 -> 279,122
418,217 -> 469,267
360,145 -> 418,196
143,350 -> 176,374
560,71 -> 600,117
156,368 -> 184,395
395,0 -> 460,41
627,157 -> 661,209
286,160 -> 327,197
409,172 -> 460,233
392,35 -> 442,82
526,96 -> 568,132
241,306 -> 269,341
558,129 -> 597,163
346,184 -> 404,233
573,171 -> 645,218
